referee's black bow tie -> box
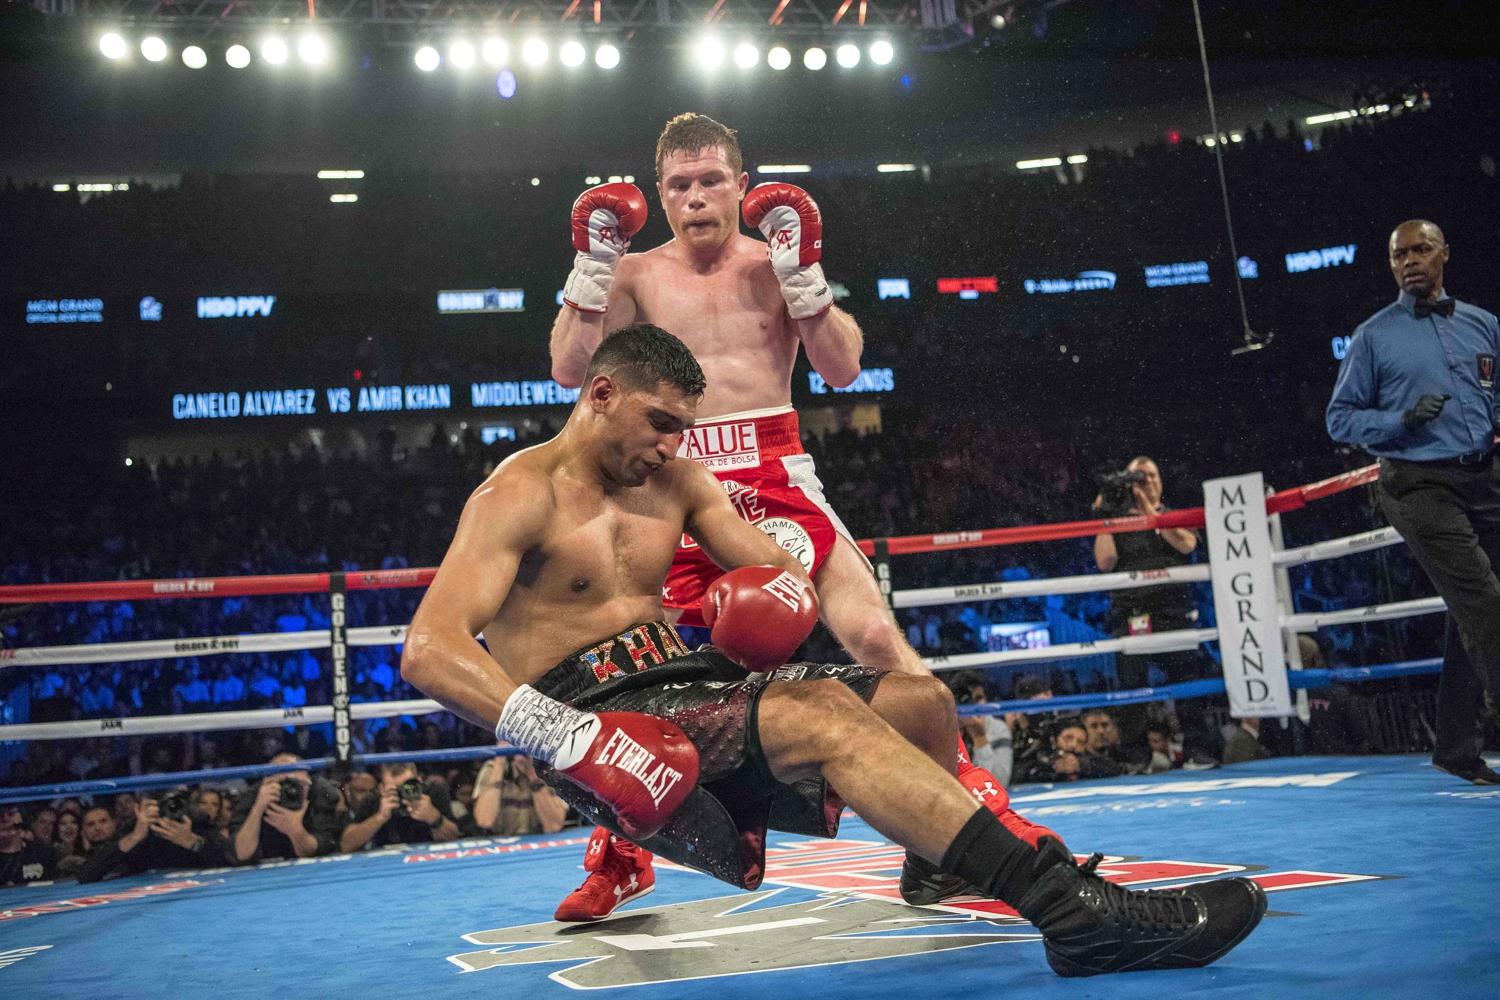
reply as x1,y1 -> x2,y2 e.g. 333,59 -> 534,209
1415,298 -> 1456,319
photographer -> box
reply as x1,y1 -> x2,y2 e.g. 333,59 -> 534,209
340,762 -> 460,852
949,672 -> 1013,786
228,752 -> 343,864
1092,456 -> 1203,690
76,790 -> 225,883
471,752 -> 569,836
1021,719 -> 1090,783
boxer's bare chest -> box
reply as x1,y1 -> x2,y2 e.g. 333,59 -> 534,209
630,249 -> 799,416
490,474 -> 686,678
536,477 -> 683,597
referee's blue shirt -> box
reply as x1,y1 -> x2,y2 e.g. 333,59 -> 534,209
1327,290 -> 1500,461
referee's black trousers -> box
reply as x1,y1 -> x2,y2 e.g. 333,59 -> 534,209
1378,455 -> 1500,763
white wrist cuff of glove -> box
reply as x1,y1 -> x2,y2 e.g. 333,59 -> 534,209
780,262 -> 833,320
562,253 -> 617,314
496,684 -> 600,770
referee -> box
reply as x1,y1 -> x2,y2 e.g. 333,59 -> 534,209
1327,219 -> 1500,785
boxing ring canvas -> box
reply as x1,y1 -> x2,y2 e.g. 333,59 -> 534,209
3,754 -> 1495,1000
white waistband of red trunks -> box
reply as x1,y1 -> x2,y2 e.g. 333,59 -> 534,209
678,404 -> 804,471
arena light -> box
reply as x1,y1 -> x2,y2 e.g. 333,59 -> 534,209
595,43 -> 620,69
584,175 -> 602,185
803,47 -> 827,71
329,193 -> 359,203
225,44 -> 251,69
297,33 -> 329,66
181,45 -> 208,69
559,39 -> 586,67
414,45 -> 441,72
693,34 -> 726,71
99,32 -> 129,60
876,163 -> 916,172
52,183 -> 71,192
521,38 -> 548,66
140,36 -> 169,63
1066,154 -> 1088,164
530,177 -> 541,186
496,69 -> 518,98
869,39 -> 894,65
449,39 -> 477,69
1016,156 -> 1062,169
757,164 -> 811,174
481,37 -> 507,67
261,35 -> 289,66
835,43 -> 860,68
316,169 -> 365,179
767,46 -> 791,71
733,42 -> 760,69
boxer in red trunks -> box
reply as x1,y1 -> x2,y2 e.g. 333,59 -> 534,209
547,113 -> 1056,919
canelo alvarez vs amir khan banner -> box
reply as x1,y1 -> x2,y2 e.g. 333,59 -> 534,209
1203,473 -> 1293,717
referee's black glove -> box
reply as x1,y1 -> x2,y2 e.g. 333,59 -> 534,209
1402,394 -> 1450,431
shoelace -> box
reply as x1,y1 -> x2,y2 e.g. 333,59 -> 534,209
582,849 -> 640,892
1077,853 -> 1200,933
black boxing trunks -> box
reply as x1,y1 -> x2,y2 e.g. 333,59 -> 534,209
530,621 -> 885,889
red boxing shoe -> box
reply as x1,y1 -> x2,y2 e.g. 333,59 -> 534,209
955,732 -> 1062,849
554,827 -> 657,922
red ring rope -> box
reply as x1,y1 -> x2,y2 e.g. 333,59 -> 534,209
0,464 -> 1378,605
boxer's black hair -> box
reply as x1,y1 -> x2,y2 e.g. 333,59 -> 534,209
584,323 -> 707,397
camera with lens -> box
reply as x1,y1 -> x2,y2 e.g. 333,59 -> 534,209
154,789 -> 191,823
1096,467 -> 1147,518
276,777 -> 306,811
396,777 -> 425,815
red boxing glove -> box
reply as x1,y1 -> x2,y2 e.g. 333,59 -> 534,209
741,183 -> 832,320
497,686 -> 698,840
570,182 -> 648,255
558,711 -> 698,839
742,183 -> 822,267
563,182 -> 649,313
702,565 -> 819,671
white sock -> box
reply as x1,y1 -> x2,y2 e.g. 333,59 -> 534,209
496,684 -> 601,770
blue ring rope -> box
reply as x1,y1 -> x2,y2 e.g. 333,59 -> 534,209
0,658 -> 1441,806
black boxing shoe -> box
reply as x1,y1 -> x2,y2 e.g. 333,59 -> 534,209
1432,756 -> 1500,785
899,851 -> 981,906
1016,837 -> 1267,978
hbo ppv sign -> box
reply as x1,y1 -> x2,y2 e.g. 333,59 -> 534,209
197,295 -> 276,319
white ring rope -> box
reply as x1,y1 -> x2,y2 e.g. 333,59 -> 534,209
1270,525 -> 1403,567
922,627 -> 1221,673
1,625 -> 408,670
891,564 -> 1212,609
1282,595 -> 1446,631
0,698 -> 441,742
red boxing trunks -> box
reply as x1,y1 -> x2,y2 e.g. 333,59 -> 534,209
531,621 -> 885,889
663,405 -> 860,627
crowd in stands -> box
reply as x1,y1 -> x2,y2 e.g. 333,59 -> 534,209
1,741 -> 570,887
0,396 -> 1456,797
